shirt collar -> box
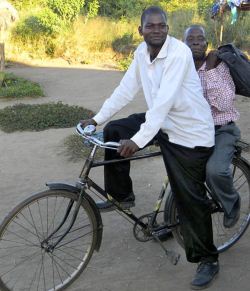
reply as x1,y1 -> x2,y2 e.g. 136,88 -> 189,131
198,62 -> 206,72
141,35 -> 171,64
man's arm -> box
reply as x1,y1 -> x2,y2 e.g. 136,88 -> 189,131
205,61 -> 236,111
93,54 -> 142,125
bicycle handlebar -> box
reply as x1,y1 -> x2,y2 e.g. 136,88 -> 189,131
76,123 -> 121,150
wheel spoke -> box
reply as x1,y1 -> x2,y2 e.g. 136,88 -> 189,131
165,157 -> 250,253
0,190 -> 96,291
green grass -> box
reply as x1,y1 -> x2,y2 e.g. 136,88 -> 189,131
63,133 -> 104,162
0,73 -> 44,98
0,102 -> 94,132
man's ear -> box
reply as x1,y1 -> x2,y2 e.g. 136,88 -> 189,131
138,26 -> 143,36
166,24 -> 169,34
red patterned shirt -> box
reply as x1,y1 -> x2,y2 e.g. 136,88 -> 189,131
198,61 -> 239,125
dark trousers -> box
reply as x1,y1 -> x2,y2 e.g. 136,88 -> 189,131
104,113 -> 218,263
206,122 -> 241,215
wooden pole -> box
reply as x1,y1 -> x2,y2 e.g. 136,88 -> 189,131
219,14 -> 224,44
0,42 -> 4,71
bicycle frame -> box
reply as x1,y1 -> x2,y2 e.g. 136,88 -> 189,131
79,143 -> 173,230
46,125 -> 249,264
45,142 -> 178,258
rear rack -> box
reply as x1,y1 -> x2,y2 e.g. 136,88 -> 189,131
236,140 -> 250,152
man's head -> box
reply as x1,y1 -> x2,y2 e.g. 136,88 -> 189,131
138,6 -> 168,48
183,25 -> 208,61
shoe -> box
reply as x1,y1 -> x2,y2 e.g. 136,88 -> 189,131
96,193 -> 135,213
191,261 -> 219,290
223,196 -> 241,228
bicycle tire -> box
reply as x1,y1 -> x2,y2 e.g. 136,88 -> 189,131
0,189 -> 98,291
164,156 -> 250,253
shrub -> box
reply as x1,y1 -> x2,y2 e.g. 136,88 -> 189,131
0,73 -> 44,98
48,0 -> 85,22
85,0 -> 100,19
117,54 -> 133,71
98,0 -> 151,19
10,0 -> 47,10
0,102 -> 94,132
112,33 -> 137,54
14,8 -> 61,38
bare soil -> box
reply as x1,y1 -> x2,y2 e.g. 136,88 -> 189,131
0,60 -> 250,291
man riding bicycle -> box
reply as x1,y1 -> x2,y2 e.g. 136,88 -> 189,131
81,6 -> 218,290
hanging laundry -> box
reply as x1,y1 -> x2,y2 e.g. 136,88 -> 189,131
211,0 -> 249,23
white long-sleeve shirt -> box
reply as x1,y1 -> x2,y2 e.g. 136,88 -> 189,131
93,35 -> 215,149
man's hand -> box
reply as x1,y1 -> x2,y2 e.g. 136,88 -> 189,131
79,118 -> 97,128
206,50 -> 221,71
117,140 -> 139,158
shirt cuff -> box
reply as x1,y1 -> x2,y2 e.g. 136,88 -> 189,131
92,112 -> 107,125
131,133 -> 148,149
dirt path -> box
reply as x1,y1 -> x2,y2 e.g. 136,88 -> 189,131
0,62 -> 250,291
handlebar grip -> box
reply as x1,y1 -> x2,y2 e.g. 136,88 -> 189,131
76,123 -> 96,135
76,123 -> 84,135
104,141 -> 121,147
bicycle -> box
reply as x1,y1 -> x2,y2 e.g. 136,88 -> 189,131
0,123 -> 249,291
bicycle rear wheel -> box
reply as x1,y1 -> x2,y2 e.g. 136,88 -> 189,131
164,156 -> 250,252
0,189 -> 98,291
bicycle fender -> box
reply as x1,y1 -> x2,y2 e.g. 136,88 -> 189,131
46,182 -> 103,252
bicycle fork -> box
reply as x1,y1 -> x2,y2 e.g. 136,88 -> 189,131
41,188 -> 85,253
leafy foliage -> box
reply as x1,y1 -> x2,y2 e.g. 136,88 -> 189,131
117,54 -> 134,71
47,0 -> 85,22
0,73 -> 44,98
0,102 -> 94,132
10,0 -> 47,10
161,0 -> 197,12
14,8 -> 61,38
112,33 -> 137,54
197,0 -> 215,17
98,0 -> 153,18
85,0 -> 100,19
7,0 -> 250,64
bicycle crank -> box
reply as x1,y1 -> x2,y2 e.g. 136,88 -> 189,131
133,213 -> 154,242
152,232 -> 180,265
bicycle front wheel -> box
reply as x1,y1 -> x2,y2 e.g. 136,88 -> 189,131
0,189 -> 98,291
164,156 -> 250,252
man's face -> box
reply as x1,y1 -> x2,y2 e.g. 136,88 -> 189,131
139,13 -> 168,48
184,27 -> 207,60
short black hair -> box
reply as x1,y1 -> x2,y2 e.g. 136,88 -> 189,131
183,25 -> 206,40
141,6 -> 167,26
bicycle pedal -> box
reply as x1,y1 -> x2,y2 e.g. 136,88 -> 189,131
153,228 -> 173,241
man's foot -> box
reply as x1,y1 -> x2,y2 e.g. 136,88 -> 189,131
96,193 -> 135,213
223,196 -> 241,228
191,261 -> 219,290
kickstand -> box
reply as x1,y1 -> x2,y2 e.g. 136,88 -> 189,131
152,233 -> 180,265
